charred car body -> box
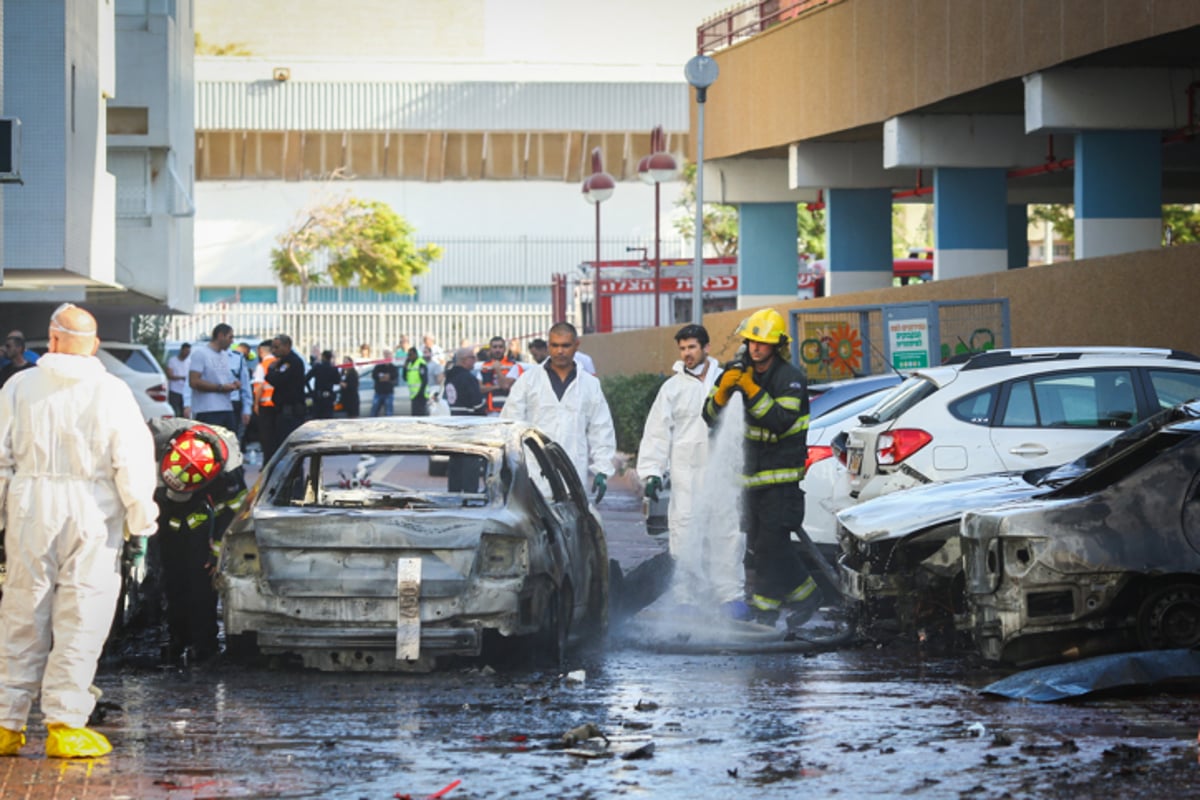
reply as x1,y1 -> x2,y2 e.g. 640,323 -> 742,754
217,418 -> 608,671
964,401 -> 1200,666
838,402 -> 1200,648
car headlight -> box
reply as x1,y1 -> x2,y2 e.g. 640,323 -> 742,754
478,535 -> 529,578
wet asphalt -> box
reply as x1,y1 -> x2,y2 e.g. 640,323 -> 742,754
4,472 -> 1198,799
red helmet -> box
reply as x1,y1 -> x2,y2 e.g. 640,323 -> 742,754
161,424 -> 228,493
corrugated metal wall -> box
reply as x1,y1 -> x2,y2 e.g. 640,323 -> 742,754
196,80 -> 690,132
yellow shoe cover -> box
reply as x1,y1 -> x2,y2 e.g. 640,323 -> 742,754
0,726 -> 25,756
45,724 -> 112,758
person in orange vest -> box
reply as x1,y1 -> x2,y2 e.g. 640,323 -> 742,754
479,336 -> 515,416
251,339 -> 277,463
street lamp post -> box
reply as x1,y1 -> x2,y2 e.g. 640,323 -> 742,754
637,125 -> 678,328
582,147 -> 614,334
684,55 -> 719,325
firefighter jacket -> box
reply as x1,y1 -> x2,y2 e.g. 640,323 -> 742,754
149,418 -> 249,545
479,357 -> 514,414
703,355 -> 809,489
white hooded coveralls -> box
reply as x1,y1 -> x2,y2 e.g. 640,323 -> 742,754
0,354 -> 157,729
501,362 -> 616,487
637,357 -> 744,603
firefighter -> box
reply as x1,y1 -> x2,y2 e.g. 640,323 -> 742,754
702,308 -> 820,629
150,419 -> 247,665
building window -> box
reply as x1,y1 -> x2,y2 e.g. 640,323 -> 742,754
240,287 -> 279,303
442,286 -> 551,304
197,287 -> 279,304
110,150 -> 151,218
198,287 -> 238,304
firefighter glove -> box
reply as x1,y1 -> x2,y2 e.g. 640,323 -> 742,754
644,475 -> 662,501
712,368 -> 740,407
592,473 -> 608,504
124,535 -> 149,584
734,370 -> 760,398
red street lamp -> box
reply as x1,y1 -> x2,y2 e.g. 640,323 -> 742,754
637,125 -> 678,327
582,147 -> 615,334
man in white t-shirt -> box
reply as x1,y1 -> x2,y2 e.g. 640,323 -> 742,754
188,324 -> 239,432
166,343 -> 192,418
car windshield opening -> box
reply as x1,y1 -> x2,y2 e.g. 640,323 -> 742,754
275,450 -> 494,509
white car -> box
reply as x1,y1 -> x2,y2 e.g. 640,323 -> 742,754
30,340 -> 174,421
800,388 -> 897,559
843,347 -> 1200,507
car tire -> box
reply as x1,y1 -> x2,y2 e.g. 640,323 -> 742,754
534,585 -> 571,667
1136,583 -> 1200,650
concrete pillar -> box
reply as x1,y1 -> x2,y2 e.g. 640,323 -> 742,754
824,188 -> 892,295
1007,204 -> 1028,269
1074,131 -> 1162,258
934,168 -> 1007,280
737,202 -> 798,309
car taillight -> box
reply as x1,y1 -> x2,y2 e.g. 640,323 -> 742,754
876,429 -> 932,465
805,445 -> 833,470
147,383 -> 168,402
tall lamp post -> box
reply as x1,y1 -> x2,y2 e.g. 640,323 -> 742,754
684,55 -> 719,324
582,146 -> 615,334
637,125 -> 678,327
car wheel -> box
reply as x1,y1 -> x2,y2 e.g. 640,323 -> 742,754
1137,583 -> 1200,649
534,585 -> 571,667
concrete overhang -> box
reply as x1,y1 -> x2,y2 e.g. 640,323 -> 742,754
1025,68 -> 1196,133
790,140 -> 916,188
884,115 -> 1066,169
702,157 -> 818,204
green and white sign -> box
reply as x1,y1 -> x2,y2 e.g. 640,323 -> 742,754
888,318 -> 930,370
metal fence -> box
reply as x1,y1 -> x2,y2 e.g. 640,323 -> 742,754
166,302 -> 555,358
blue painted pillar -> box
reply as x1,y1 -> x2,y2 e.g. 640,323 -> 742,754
934,167 -> 1008,280
1007,204 -> 1028,269
737,202 -> 798,307
824,188 -> 892,295
1074,131 -> 1161,258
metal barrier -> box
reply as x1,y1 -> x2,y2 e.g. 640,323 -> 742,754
166,302 -> 554,358
696,0 -> 846,54
789,299 -> 1011,383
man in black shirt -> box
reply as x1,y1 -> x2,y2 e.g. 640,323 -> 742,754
443,347 -> 486,416
339,356 -> 360,418
370,358 -> 400,417
306,350 -> 340,419
0,334 -> 35,388
264,334 -> 307,454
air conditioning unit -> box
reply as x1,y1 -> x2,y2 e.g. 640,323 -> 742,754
0,118 -> 21,184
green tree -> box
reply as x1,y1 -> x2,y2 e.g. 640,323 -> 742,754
271,196 -> 443,304
672,163 -> 739,256
1029,204 -> 1075,243
194,32 -> 252,56
1163,204 -> 1200,245
797,205 -> 825,258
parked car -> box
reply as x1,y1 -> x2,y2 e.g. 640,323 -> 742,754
217,417 -> 608,671
839,401 -> 1200,650
28,340 -> 174,421
962,400 -> 1200,667
801,385 -> 902,559
842,347 -> 1200,506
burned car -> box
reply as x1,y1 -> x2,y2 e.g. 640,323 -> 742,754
838,401 -> 1200,645
217,418 -> 608,671
964,400 -> 1200,666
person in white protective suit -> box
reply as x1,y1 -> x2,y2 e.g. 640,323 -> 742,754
0,304 -> 157,759
501,322 -> 616,502
636,325 -> 747,617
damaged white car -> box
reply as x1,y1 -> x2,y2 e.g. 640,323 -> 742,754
217,418 -> 608,671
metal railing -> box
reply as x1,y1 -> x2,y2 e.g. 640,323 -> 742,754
166,302 -> 555,358
696,0 -> 844,54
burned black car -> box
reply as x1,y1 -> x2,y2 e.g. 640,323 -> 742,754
217,418 -> 608,671
964,400 -> 1200,666
838,401 -> 1200,645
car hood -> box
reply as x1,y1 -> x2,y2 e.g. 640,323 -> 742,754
837,471 -> 1045,543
